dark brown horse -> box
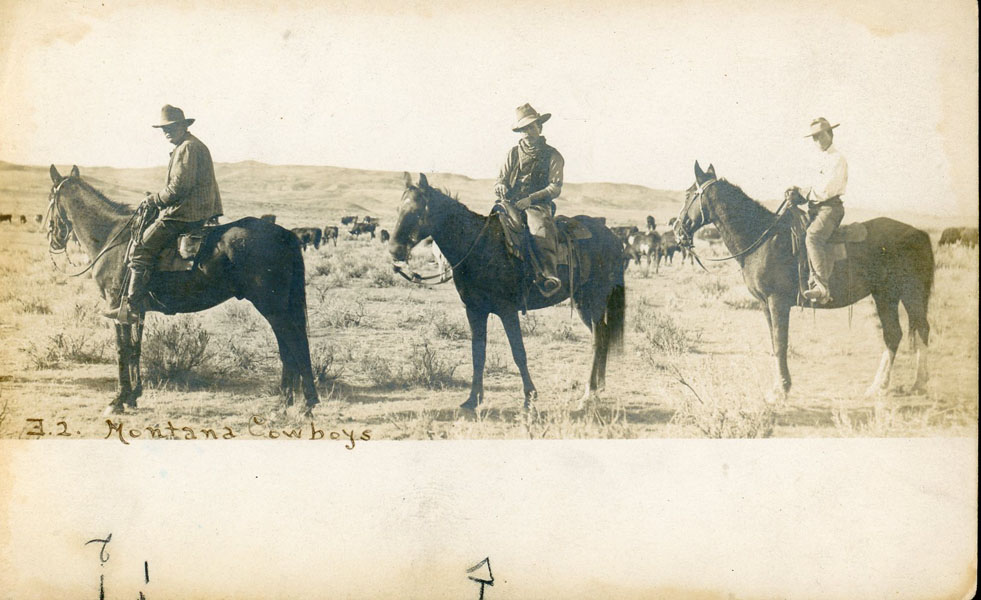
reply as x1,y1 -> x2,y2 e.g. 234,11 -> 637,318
390,173 -> 626,410
46,165 -> 319,415
675,162 -> 933,399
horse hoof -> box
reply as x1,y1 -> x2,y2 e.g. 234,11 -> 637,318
523,389 -> 538,409
460,398 -> 480,412
577,390 -> 597,411
103,404 -> 124,416
864,385 -> 887,399
764,387 -> 786,405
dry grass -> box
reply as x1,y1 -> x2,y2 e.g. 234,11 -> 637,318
0,169 -> 976,440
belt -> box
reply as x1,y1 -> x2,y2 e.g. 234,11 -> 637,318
810,195 -> 842,206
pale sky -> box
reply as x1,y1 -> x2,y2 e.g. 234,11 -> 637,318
1,0 -> 977,216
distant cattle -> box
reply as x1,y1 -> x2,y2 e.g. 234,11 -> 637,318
379,229 -> 390,243
363,216 -> 380,226
940,226 -> 979,248
624,231 -> 662,275
291,227 -> 323,250
611,225 -> 639,244
350,222 -> 376,238
340,215 -> 359,225
34,214 -> 43,225
260,214 -> 277,224
322,226 -> 339,246
646,215 -> 656,231
19,215 -> 27,224
0,214 -> 11,224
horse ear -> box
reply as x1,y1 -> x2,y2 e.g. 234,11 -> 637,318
403,172 -> 413,188
694,161 -> 705,181
70,165 -> 80,178
417,173 -> 429,189
50,165 -> 63,184
707,164 -> 716,178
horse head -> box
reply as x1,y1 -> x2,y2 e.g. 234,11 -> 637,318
46,164 -> 81,251
390,172 -> 434,262
675,161 -> 717,246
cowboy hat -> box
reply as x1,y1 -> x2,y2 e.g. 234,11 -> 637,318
152,104 -> 195,128
511,103 -> 551,132
805,117 -> 839,138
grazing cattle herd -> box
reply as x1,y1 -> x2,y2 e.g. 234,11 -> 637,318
0,213 -> 45,226
939,226 -> 979,248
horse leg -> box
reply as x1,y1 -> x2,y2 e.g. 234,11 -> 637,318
265,318 -> 298,409
106,323 -> 132,415
580,313 -> 610,409
902,293 -> 930,394
867,295 -> 902,397
461,307 -> 488,411
765,295 -> 792,401
126,319 -> 144,408
499,311 -> 537,409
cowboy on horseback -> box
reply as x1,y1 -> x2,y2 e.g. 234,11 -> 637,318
104,104 -> 223,322
494,103 -> 565,297
787,117 -> 847,304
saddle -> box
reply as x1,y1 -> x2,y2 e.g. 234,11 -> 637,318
787,206 -> 867,302
155,224 -> 216,272
491,205 -> 595,307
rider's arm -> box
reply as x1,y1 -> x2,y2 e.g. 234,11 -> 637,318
495,147 -> 518,199
804,149 -> 847,203
151,142 -> 199,209
527,149 -> 564,202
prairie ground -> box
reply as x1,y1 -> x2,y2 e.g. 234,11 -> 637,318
0,163 -> 977,440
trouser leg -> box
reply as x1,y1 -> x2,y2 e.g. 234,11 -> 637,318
525,205 -> 561,295
805,201 -> 844,300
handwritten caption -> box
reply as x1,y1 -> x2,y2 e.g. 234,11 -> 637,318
26,417 -> 370,448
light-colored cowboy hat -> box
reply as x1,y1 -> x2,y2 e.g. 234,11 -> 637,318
805,117 -> 839,138
152,104 -> 195,128
512,103 -> 551,132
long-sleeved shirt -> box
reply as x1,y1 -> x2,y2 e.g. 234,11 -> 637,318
804,144 -> 847,204
496,142 -> 564,203
150,132 -> 223,222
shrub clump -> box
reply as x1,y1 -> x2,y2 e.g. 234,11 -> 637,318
142,316 -> 213,384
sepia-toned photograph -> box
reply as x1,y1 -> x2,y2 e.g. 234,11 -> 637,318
1,0 -> 976,598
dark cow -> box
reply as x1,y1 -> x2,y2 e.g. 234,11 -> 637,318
19,215 -> 27,224
363,216 -> 379,226
962,227 -> 979,248
646,215 -> 656,231
340,215 -> 359,226
34,214 -> 43,225
624,231 -> 662,275
291,227 -> 323,250
938,227 -> 961,246
260,214 -> 277,224
322,226 -> 339,246
611,225 -> 639,244
350,222 -> 376,239
0,214 -> 11,224
379,229 -> 390,243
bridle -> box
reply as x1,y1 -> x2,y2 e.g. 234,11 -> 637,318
46,177 -> 137,277
391,185 -> 491,285
675,175 -> 791,267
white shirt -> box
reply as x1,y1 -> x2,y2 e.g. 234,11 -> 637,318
805,144 -> 847,203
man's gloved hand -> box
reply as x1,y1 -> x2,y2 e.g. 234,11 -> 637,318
785,187 -> 806,206
514,197 -> 532,211
494,183 -> 508,200
140,193 -> 158,212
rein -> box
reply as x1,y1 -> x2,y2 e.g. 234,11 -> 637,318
393,218 -> 493,285
680,177 -> 791,268
46,179 -> 138,278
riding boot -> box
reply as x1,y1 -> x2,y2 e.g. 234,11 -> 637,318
531,234 -> 562,297
103,268 -> 149,323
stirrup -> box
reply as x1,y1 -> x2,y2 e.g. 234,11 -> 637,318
803,283 -> 831,304
102,298 -> 141,323
539,276 -> 562,297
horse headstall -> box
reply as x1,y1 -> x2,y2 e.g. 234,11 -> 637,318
46,178 -> 75,252
676,177 -> 717,244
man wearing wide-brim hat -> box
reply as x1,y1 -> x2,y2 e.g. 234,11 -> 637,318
494,103 -> 565,297
105,104 -> 223,322
786,117 -> 848,304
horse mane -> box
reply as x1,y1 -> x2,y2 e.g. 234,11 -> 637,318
425,185 -> 486,220
75,177 -> 133,215
717,178 -> 775,230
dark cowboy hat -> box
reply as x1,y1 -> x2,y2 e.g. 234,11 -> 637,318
511,103 -> 551,132
805,117 -> 839,138
152,104 -> 195,128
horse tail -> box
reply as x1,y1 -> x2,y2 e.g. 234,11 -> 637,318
606,282 -> 626,354
286,231 -> 311,350
912,227 -> 934,343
